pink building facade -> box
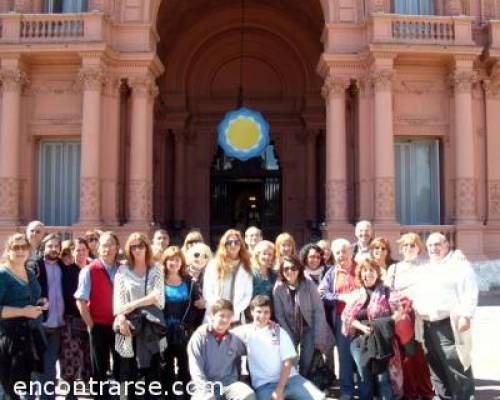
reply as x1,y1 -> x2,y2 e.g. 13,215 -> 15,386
0,0 -> 499,258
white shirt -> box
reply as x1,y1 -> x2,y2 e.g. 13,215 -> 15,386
411,250 -> 478,321
233,324 -> 298,389
386,259 -> 422,298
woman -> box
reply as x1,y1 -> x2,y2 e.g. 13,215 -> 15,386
317,239 -> 334,266
0,233 -> 47,399
185,242 -> 212,288
318,238 -> 357,400
274,232 -> 297,271
299,243 -> 326,286
161,246 -> 203,396
203,229 -> 253,323
60,239 -> 75,266
251,240 -> 277,298
113,232 -> 165,399
386,233 -> 434,400
273,255 -> 332,378
60,238 -> 92,391
342,258 -> 404,400
181,230 -> 205,256
369,237 -> 396,281
84,229 -> 100,259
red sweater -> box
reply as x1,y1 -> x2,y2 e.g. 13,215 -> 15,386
88,260 -> 115,325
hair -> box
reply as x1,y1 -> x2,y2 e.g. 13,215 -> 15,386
274,232 -> 297,263
73,237 -> 90,251
355,220 -> 373,236
250,295 -> 272,310
317,239 -> 333,264
182,230 -> 205,254
153,229 -> 169,238
85,229 -> 101,240
186,242 -> 213,265
355,258 -> 383,288
161,245 -> 188,278
331,238 -> 352,264
252,240 -> 275,267
41,233 -> 62,251
26,220 -> 45,231
1,233 -> 30,264
214,229 -> 251,279
245,226 -> 262,238
278,255 -> 305,283
299,243 -> 324,267
60,239 -> 75,257
124,232 -> 153,268
426,232 -> 447,246
98,231 -> 120,262
369,237 -> 395,267
211,298 -> 234,315
398,232 -> 425,255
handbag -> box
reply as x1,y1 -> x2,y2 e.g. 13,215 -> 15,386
308,349 -> 331,390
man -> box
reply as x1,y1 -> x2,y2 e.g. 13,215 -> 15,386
151,229 -> 170,261
352,220 -> 373,263
187,299 -> 255,400
27,233 -> 65,400
233,295 -> 325,400
413,233 -> 478,400
75,231 -> 121,397
244,226 -> 263,253
26,220 -> 45,259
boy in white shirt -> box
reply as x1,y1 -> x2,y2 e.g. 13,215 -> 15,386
233,295 -> 325,400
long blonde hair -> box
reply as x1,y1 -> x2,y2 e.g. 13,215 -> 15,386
274,232 -> 297,265
214,229 -> 251,280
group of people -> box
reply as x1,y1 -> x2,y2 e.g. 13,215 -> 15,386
0,220 -> 478,400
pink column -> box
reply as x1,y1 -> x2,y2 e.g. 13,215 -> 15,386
371,67 -> 397,224
127,76 -> 155,226
101,77 -> 121,225
305,131 -> 317,221
0,66 -> 26,225
322,73 -> 350,228
173,129 -> 185,222
78,66 -> 103,225
452,69 -> 478,224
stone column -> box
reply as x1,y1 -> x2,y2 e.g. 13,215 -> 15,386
127,76 -> 155,226
101,77 -> 121,226
483,77 -> 500,225
0,65 -> 27,225
78,66 -> 104,225
305,130 -> 318,222
371,67 -> 397,224
173,129 -> 185,223
452,70 -> 478,224
321,72 -> 350,232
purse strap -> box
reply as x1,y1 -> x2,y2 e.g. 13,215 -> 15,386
144,267 -> 149,296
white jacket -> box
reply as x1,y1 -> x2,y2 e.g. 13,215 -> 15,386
202,259 -> 253,323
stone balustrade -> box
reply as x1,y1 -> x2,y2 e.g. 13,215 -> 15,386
0,11 -> 107,42
370,13 -> 474,46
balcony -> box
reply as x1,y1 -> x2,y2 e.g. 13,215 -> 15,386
369,13 -> 475,47
0,12 -> 108,44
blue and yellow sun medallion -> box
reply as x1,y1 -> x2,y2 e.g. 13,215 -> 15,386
217,107 -> 270,161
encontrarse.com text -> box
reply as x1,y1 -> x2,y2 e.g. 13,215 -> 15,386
14,379 -> 224,397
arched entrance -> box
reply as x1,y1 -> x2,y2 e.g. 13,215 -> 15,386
154,0 -> 325,244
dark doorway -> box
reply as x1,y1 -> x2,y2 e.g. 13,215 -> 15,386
210,144 -> 282,247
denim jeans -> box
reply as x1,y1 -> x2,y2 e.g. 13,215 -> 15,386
255,375 -> 325,400
350,339 -> 393,400
31,328 -> 61,400
334,314 -> 355,397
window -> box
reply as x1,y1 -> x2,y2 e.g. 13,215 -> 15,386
393,0 -> 434,15
44,0 -> 87,13
38,141 -> 81,226
395,139 -> 440,225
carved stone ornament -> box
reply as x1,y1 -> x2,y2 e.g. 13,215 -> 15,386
103,77 -> 121,97
79,177 -> 101,221
455,177 -> 477,218
370,69 -> 394,92
489,180 -> 500,216
374,177 -> 396,219
482,79 -> 500,99
129,76 -> 156,97
0,177 -> 19,221
325,179 -> 348,221
321,73 -> 350,100
450,71 -> 477,94
0,69 -> 29,92
79,68 -> 105,91
128,180 -> 153,222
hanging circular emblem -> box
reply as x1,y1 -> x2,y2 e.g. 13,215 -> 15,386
217,107 -> 270,161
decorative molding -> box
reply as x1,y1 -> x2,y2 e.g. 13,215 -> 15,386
489,180 -> 500,216
129,76 -> 156,97
28,80 -> 80,96
0,178 -> 19,222
128,179 -> 153,222
482,78 -> 500,99
325,179 -> 348,222
321,73 -> 350,100
455,178 -> 477,218
0,69 -> 29,92
79,67 -> 105,91
370,69 -> 394,92
79,177 -> 101,221
355,77 -> 373,98
449,71 -> 477,93
103,77 -> 121,97
374,177 -> 396,219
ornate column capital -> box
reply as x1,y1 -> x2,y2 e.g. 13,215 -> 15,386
0,69 -> 29,92
449,70 -> 477,94
321,73 -> 350,100
355,77 -> 373,98
129,76 -> 156,98
79,67 -> 104,91
103,76 -> 121,97
482,78 -> 500,99
370,69 -> 394,92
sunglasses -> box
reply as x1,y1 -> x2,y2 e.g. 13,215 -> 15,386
225,239 -> 241,247
373,246 -> 387,251
87,237 -> 98,243
130,243 -> 146,251
11,244 -> 29,251
193,252 -> 208,259
283,266 -> 298,272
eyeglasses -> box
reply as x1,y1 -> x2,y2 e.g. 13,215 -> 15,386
11,244 -> 29,251
193,252 -> 208,259
130,243 -> 146,251
402,243 -> 416,249
283,266 -> 298,273
87,237 -> 98,243
225,239 -> 241,247
373,246 -> 387,251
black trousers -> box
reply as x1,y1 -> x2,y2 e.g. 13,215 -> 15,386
423,318 -> 475,400
89,323 -> 120,399
161,343 -> 190,398
120,353 -> 161,400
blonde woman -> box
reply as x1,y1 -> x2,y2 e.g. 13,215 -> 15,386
203,229 -> 253,323
181,230 -> 205,255
185,242 -> 212,286
317,239 -> 334,266
251,240 -> 277,298
274,232 -> 297,271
